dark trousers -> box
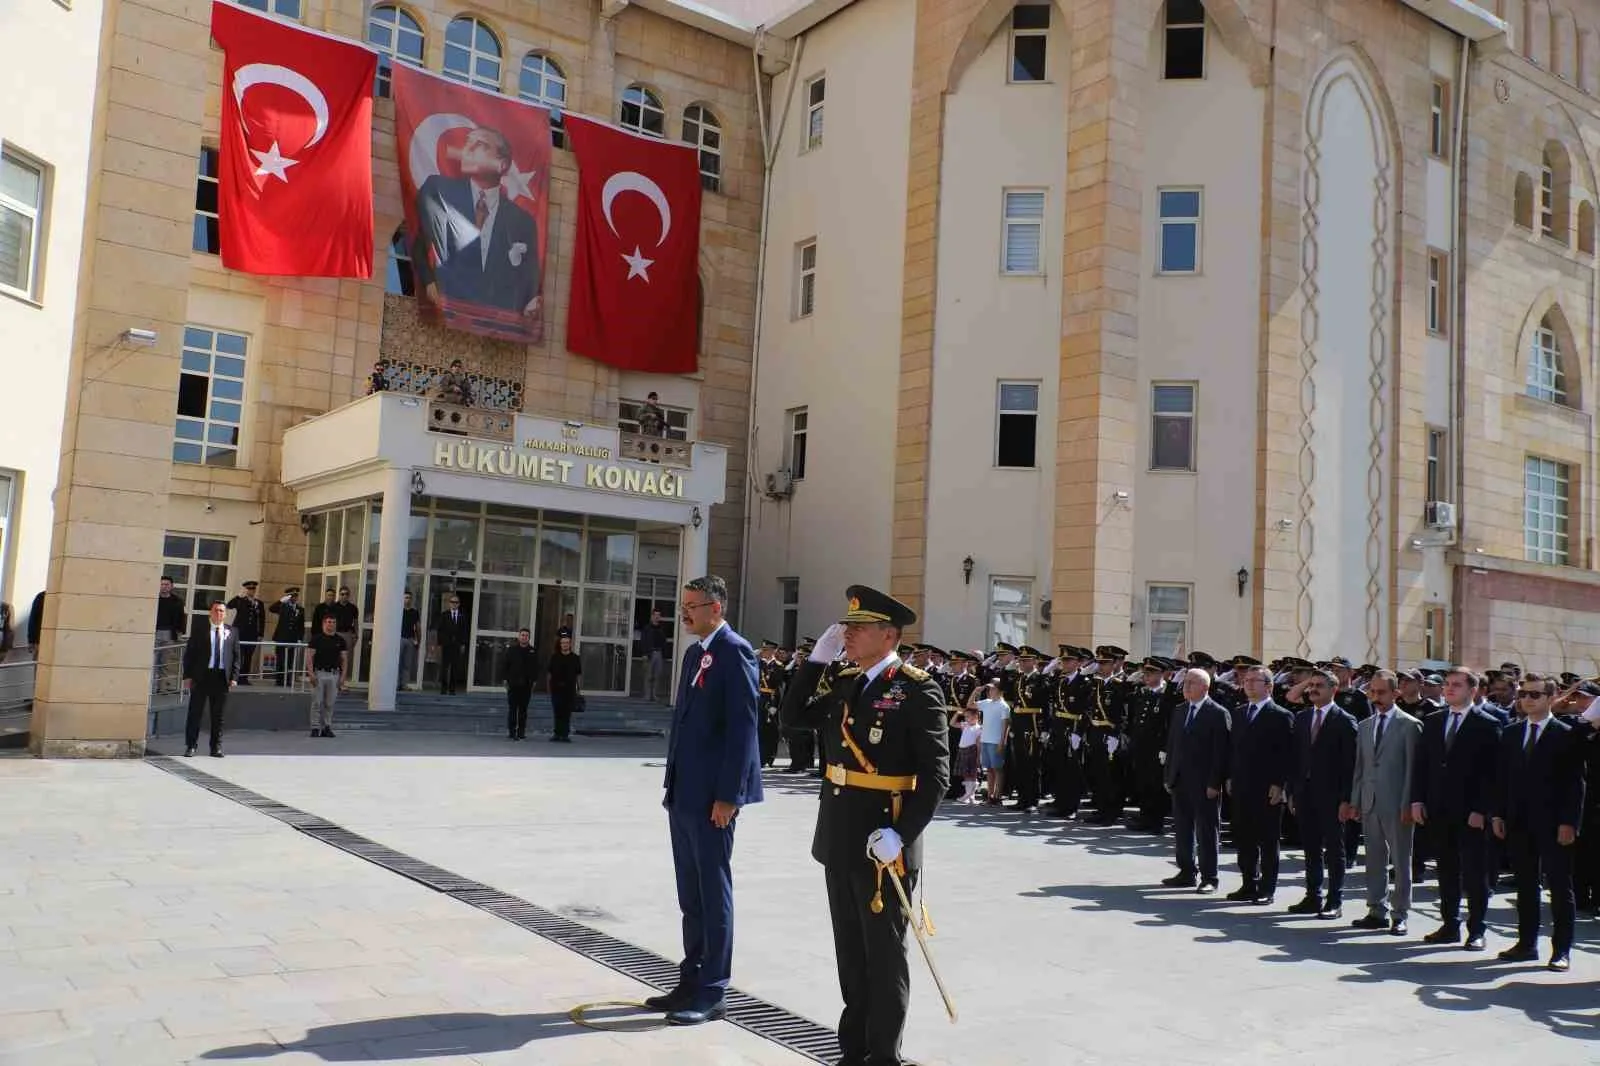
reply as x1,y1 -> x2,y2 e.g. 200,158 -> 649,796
236,639 -> 258,681
506,683 -> 531,738
786,729 -> 814,770
1344,819 -> 1363,866
273,642 -> 296,686
439,644 -> 465,694
550,689 -> 575,739
1011,729 -> 1040,809
1432,818 -> 1490,935
1134,753 -> 1169,829
1233,793 -> 1285,893
1576,805 -> 1600,909
757,706 -> 781,766
185,671 -> 228,752
1048,733 -> 1084,815
1509,827 -> 1575,955
1086,740 -> 1122,820
1298,794 -> 1345,903
1173,786 -> 1221,882
666,805 -> 735,1006
824,861 -> 917,1066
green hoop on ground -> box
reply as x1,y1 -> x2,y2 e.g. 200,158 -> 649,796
567,1000 -> 668,1033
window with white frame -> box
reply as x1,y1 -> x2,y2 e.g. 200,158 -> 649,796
174,326 -> 248,468
443,16 -> 502,92
1540,163 -> 1557,238
618,397 -> 690,441
780,577 -> 800,650
619,85 -> 665,138
519,53 -> 568,148
682,104 -> 722,193
1163,0 -> 1205,80
1146,584 -> 1191,657
795,240 -> 817,318
233,0 -> 300,17
367,4 -> 424,98
1423,605 -> 1447,661
995,381 -> 1039,469
1009,3 -> 1049,83
192,147 -> 220,255
989,577 -> 1032,649
386,228 -> 414,296
1524,455 -> 1571,566
162,533 -> 233,628
1429,79 -> 1450,160
1150,383 -> 1196,471
1002,189 -> 1045,275
1158,188 -> 1201,274
0,471 -> 15,605
804,75 -> 825,150
0,147 -> 46,299
785,407 -> 809,480
1426,250 -> 1448,336
1527,315 -> 1568,404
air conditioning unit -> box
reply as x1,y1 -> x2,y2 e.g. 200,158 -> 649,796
1426,500 -> 1457,530
765,470 -> 794,498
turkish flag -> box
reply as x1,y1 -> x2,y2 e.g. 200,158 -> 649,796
565,114 -> 702,374
210,1 -> 377,278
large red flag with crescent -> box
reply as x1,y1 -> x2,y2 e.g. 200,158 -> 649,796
564,114 -> 702,373
392,64 -> 552,344
210,1 -> 377,278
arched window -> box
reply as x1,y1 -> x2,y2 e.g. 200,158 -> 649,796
1580,201 -> 1597,254
1541,142 -> 1570,243
366,5 -> 425,98
443,16 -> 502,92
619,85 -> 665,138
1528,311 -> 1569,405
385,228 -> 414,296
518,53 -> 568,149
1514,172 -> 1534,229
682,104 -> 722,192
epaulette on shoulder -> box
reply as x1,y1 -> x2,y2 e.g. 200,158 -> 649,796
836,665 -> 864,677
899,663 -> 930,682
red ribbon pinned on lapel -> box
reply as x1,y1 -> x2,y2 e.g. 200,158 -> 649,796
693,653 -> 714,688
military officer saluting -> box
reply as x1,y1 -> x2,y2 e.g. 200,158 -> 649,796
779,585 -> 950,1066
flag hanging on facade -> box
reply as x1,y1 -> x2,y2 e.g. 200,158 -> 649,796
564,114 -> 703,374
210,1 -> 377,278
392,63 -> 552,344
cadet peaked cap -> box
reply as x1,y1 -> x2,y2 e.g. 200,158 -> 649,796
760,639 -> 778,649
922,645 -> 947,658
994,642 -> 1019,655
1188,651 -> 1217,668
1141,657 -> 1165,672
1017,645 -> 1045,659
243,580 -> 259,588
841,585 -> 917,628
1328,656 -> 1353,669
1231,654 -> 1262,668
1095,645 -> 1128,660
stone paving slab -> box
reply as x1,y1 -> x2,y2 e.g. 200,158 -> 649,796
163,731 -> 1600,1065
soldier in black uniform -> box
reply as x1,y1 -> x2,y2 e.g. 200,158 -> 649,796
779,585 -> 949,1066
1048,645 -> 1092,819
757,641 -> 784,767
1082,645 -> 1130,825
1010,646 -> 1050,812
1126,657 -> 1178,832
784,638 -> 817,774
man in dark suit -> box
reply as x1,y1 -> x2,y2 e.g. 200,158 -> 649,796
433,592 -> 469,695
268,587 -> 305,687
181,600 -> 238,758
413,126 -> 541,317
649,575 -> 762,1026
1412,666 -> 1502,950
1227,664 -> 1297,904
1162,667 -> 1232,893
1286,670 -> 1358,919
780,585 -> 948,1066
1492,674 -> 1585,970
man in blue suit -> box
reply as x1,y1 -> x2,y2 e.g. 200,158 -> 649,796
650,574 -> 762,1025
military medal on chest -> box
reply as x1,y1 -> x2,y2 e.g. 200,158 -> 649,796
868,724 -> 884,745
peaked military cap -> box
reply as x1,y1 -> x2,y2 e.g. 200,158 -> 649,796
1095,645 -> 1128,660
1188,651 -> 1217,668
1140,657 -> 1165,672
760,639 -> 778,649
922,645 -> 947,658
994,642 -> 1019,655
1231,654 -> 1262,668
841,584 -> 917,628
1328,656 -> 1353,669
243,580 -> 259,588
1017,645 -> 1044,659
897,644 -> 916,657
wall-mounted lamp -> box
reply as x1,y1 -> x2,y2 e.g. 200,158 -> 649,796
962,555 -> 975,585
410,471 -> 426,496
1275,518 -> 1294,531
1112,490 -> 1130,502
691,506 -> 703,529
1236,567 -> 1249,598
119,327 -> 158,347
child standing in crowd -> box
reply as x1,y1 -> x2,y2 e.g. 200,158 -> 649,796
957,708 -> 982,803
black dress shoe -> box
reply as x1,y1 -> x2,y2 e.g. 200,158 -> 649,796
1286,896 -> 1323,915
1389,918 -> 1408,936
210,750 -> 224,758
1317,901 -> 1343,920
665,1001 -> 726,1026
184,747 -> 196,757
1225,887 -> 1257,903
1463,934 -> 1486,951
321,728 -> 335,738
1251,893 -> 1274,906
1161,873 -> 1197,888
643,989 -> 694,1012
1422,924 -> 1461,945
1497,943 -> 1538,962
1549,954 -> 1571,972
1351,913 -> 1388,931
311,730 -> 321,738
1196,881 -> 1218,896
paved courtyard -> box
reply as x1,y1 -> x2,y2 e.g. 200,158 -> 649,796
2,731 -> 1598,1064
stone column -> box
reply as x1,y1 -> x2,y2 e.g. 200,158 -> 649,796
367,468 -> 413,712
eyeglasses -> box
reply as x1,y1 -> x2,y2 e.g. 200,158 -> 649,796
680,601 -> 715,613
1517,691 -> 1549,700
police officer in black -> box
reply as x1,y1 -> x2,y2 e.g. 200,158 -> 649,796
779,585 -> 948,1066
1050,646 -> 1094,818
226,580 -> 266,683
1126,657 -> 1178,832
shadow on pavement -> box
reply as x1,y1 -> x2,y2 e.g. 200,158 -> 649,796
1025,880 -> 1600,1040
200,1008 -> 654,1060
146,733 -> 668,760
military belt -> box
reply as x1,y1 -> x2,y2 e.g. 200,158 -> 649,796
825,765 -> 917,791
1013,707 -> 1042,715
1089,719 -> 1114,729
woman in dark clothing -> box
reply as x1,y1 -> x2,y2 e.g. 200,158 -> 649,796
546,632 -> 582,743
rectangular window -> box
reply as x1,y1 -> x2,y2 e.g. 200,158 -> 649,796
1425,426 -> 1448,504
1009,3 -> 1049,83
780,577 -> 800,650
1001,189 -> 1045,275
193,147 -> 220,255
795,240 -> 817,318
1163,0 -> 1206,80
1150,383 -> 1196,471
234,0 -> 302,15
162,533 -> 233,629
1147,583 -> 1192,658
1429,79 -> 1450,160
988,577 -> 1032,649
804,75 -> 825,151
1426,250 -> 1448,336
174,326 -> 248,468
1157,188 -> 1201,274
1524,455 -> 1571,566
785,406 -> 809,480
0,470 -> 15,605
1541,165 -> 1556,238
1528,323 -> 1567,404
995,381 -> 1039,469
0,147 -> 47,300
1424,605 -> 1448,661
617,398 -> 690,441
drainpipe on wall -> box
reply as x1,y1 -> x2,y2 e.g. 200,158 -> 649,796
1449,33 -> 1470,660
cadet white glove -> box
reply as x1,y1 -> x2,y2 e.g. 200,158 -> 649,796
1044,659 -> 1062,675
1106,736 -> 1120,756
1068,734 -> 1082,752
809,623 -> 847,664
867,827 -> 904,864
1158,750 -> 1168,765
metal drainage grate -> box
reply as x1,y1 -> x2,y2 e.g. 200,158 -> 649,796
145,753 -> 844,1064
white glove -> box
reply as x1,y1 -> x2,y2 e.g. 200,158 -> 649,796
1044,658 -> 1062,674
809,623 -> 847,664
867,827 -> 903,864
1106,736 -> 1120,756
1068,734 -> 1082,752
1158,750 -> 1168,765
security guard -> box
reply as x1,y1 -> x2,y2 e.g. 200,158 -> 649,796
779,585 -> 949,1066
